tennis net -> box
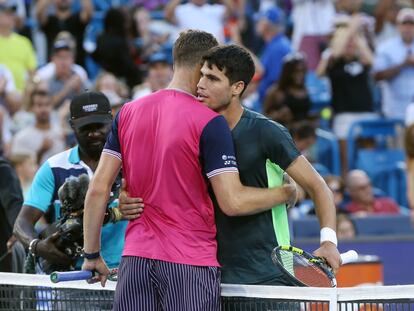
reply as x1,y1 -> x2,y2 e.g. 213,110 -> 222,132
1,272 -> 413,311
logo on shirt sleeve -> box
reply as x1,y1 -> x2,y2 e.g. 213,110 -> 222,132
222,155 -> 237,166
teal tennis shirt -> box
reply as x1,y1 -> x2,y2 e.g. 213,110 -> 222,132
215,109 -> 300,285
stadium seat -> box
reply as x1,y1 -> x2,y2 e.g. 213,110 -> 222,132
314,128 -> 341,176
346,118 -> 405,171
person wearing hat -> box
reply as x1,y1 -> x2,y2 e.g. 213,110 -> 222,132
0,0 -> 36,92
374,7 -> 414,120
254,6 -> 292,105
132,51 -> 173,99
13,91 -> 129,277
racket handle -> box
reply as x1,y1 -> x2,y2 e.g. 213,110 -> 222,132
340,250 -> 358,265
50,270 -> 93,283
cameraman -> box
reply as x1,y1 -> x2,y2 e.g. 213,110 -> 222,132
13,91 -> 130,273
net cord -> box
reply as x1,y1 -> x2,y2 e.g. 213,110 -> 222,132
1,272 -> 413,309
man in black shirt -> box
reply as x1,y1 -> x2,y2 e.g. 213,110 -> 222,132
36,0 -> 93,66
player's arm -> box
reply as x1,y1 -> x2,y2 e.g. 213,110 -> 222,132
82,112 -> 122,286
285,156 -> 341,273
82,153 -> 120,286
202,116 -> 296,216
164,0 -> 181,24
211,173 -> 296,216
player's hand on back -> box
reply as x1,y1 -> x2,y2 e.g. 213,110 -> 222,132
283,173 -> 297,209
313,242 -> 341,275
118,178 -> 145,220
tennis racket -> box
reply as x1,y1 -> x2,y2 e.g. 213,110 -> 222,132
271,245 -> 358,288
50,268 -> 118,283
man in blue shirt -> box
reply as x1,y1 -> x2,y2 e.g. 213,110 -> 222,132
255,6 -> 292,104
13,91 -> 128,273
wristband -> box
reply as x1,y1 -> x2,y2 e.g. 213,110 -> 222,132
28,239 -> 39,255
320,227 -> 337,246
83,251 -> 100,260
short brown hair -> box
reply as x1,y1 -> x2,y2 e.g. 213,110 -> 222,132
172,30 -> 218,67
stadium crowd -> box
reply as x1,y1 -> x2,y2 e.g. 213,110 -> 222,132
0,0 -> 414,276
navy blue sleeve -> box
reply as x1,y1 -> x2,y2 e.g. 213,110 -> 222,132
200,115 -> 238,178
103,111 -> 121,161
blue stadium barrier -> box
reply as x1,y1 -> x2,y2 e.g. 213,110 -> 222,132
292,215 -> 414,239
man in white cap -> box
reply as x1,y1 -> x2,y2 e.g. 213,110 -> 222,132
374,8 -> 414,120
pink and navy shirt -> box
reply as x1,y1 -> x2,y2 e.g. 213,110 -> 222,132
103,89 -> 238,267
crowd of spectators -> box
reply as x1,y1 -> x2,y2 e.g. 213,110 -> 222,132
1,0 -> 414,273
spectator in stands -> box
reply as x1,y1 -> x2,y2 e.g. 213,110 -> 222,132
255,6 -> 292,103
95,72 -> 127,114
0,0 -> 36,92
404,123 -> 414,224
0,64 -> 17,110
36,0 -> 93,66
130,6 -> 170,62
9,153 -> 37,199
374,0 -> 409,46
165,0 -> 235,43
36,31 -> 89,86
47,37 -> 88,110
132,51 -> 173,100
0,64 -> 18,153
374,8 -> 414,120
93,8 -> 143,90
336,213 -> 356,240
0,155 -> 23,272
263,52 -> 311,127
11,80 -> 65,164
317,14 -> 376,175
291,0 -> 336,70
336,0 -> 375,48
344,169 -> 400,215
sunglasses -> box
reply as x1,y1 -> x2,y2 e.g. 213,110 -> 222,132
401,20 -> 414,25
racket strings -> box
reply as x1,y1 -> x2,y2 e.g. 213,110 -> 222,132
278,250 -> 333,287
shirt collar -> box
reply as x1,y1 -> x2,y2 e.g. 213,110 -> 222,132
68,145 -> 81,164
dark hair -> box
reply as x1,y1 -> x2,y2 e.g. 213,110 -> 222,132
289,120 -> 316,140
104,8 -> 127,36
277,52 -> 307,91
201,45 -> 255,97
173,30 -> 218,67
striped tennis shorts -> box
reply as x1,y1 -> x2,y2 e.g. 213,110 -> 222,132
113,256 -> 222,311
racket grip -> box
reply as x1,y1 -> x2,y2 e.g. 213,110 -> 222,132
50,270 -> 93,283
340,250 -> 358,265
